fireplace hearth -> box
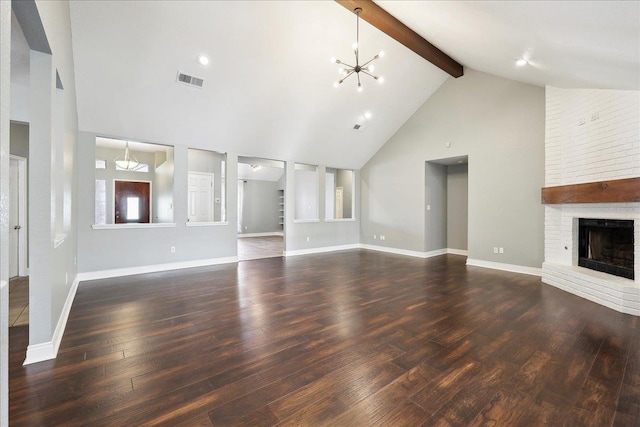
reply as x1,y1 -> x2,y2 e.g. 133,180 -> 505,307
578,218 -> 634,280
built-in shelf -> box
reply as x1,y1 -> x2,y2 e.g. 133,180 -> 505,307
278,189 -> 285,229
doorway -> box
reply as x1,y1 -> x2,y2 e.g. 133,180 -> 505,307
114,180 -> 151,224
9,155 -> 28,326
9,155 -> 27,277
237,157 -> 285,261
425,156 -> 469,255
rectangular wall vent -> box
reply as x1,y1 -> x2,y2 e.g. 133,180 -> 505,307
353,124 -> 361,130
177,71 -> 204,88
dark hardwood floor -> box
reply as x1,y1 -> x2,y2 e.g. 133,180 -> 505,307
9,251 -> 640,426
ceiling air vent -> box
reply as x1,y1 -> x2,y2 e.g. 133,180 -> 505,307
353,124 -> 361,130
177,71 -> 204,88
352,122 -> 368,131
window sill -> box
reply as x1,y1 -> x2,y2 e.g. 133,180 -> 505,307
293,219 -> 320,224
92,223 -> 176,230
324,218 -> 356,223
186,222 -> 229,227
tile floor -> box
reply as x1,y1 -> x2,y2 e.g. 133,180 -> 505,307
237,235 -> 284,261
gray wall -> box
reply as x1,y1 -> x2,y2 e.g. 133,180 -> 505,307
1,0 -> 10,419
77,131 -> 238,273
15,0 -> 81,362
336,169 -> 353,219
425,162 -> 447,252
10,122 -> 29,158
361,69 -> 545,268
286,163 -> 360,252
187,149 -> 225,221
154,149 -> 174,223
294,168 -> 318,220
447,164 -> 468,251
240,179 -> 280,234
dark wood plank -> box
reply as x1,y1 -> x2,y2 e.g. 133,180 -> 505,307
335,0 -> 464,78
8,251 -> 638,426
541,177 -> 640,204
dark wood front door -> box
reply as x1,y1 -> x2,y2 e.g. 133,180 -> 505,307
114,180 -> 151,223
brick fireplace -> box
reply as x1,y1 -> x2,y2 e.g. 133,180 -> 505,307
541,86 -> 640,316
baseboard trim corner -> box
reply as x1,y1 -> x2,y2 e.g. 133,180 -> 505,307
24,274 -> 80,365
466,258 -> 542,277
284,244 -> 360,257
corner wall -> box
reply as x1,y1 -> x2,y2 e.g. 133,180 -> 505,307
16,0 -> 81,365
360,69 -> 545,269
1,1 -> 11,421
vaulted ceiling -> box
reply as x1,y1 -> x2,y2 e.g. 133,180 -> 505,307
67,1 -> 640,169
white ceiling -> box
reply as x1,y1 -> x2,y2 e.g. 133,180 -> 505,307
65,1 -> 640,170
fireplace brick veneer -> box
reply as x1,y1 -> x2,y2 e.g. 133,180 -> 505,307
542,86 -> 640,315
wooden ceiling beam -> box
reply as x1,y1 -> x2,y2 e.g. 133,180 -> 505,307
336,0 -> 463,78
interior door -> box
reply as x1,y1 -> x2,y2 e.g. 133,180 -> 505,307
114,180 -> 151,223
9,160 -> 19,278
188,172 -> 213,222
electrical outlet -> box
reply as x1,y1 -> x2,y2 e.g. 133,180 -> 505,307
74,256 -> 77,266
171,246 -> 176,253
65,273 -> 68,285
427,205 -> 431,211
373,235 -> 377,240
493,247 -> 499,254
306,237 -> 310,242
244,226 -> 248,230
499,247 -> 504,254
380,235 -> 385,241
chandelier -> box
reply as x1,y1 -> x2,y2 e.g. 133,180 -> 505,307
331,7 -> 384,92
114,141 -> 141,171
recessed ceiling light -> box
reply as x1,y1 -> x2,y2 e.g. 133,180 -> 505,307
364,111 -> 372,119
198,54 -> 209,66
516,58 -> 528,67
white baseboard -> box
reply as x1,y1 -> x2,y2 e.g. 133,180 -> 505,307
359,245 -> 468,259
466,258 -> 542,277
77,256 -> 238,282
238,232 -> 283,238
284,244 -> 361,257
24,274 -> 80,365
447,248 -> 468,256
359,244 -> 434,258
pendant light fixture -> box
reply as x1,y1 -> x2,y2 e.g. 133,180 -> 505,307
114,141 -> 140,171
331,7 -> 384,92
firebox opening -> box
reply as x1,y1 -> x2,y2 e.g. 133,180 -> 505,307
578,219 -> 634,280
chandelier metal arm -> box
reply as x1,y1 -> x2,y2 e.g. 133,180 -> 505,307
360,56 -> 378,68
331,6 -> 383,91
342,70 -> 356,81
337,60 -> 356,69
360,70 -> 379,80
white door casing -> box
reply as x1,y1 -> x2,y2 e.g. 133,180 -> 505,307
188,172 -> 214,222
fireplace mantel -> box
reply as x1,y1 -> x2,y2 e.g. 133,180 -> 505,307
541,177 -> 640,204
